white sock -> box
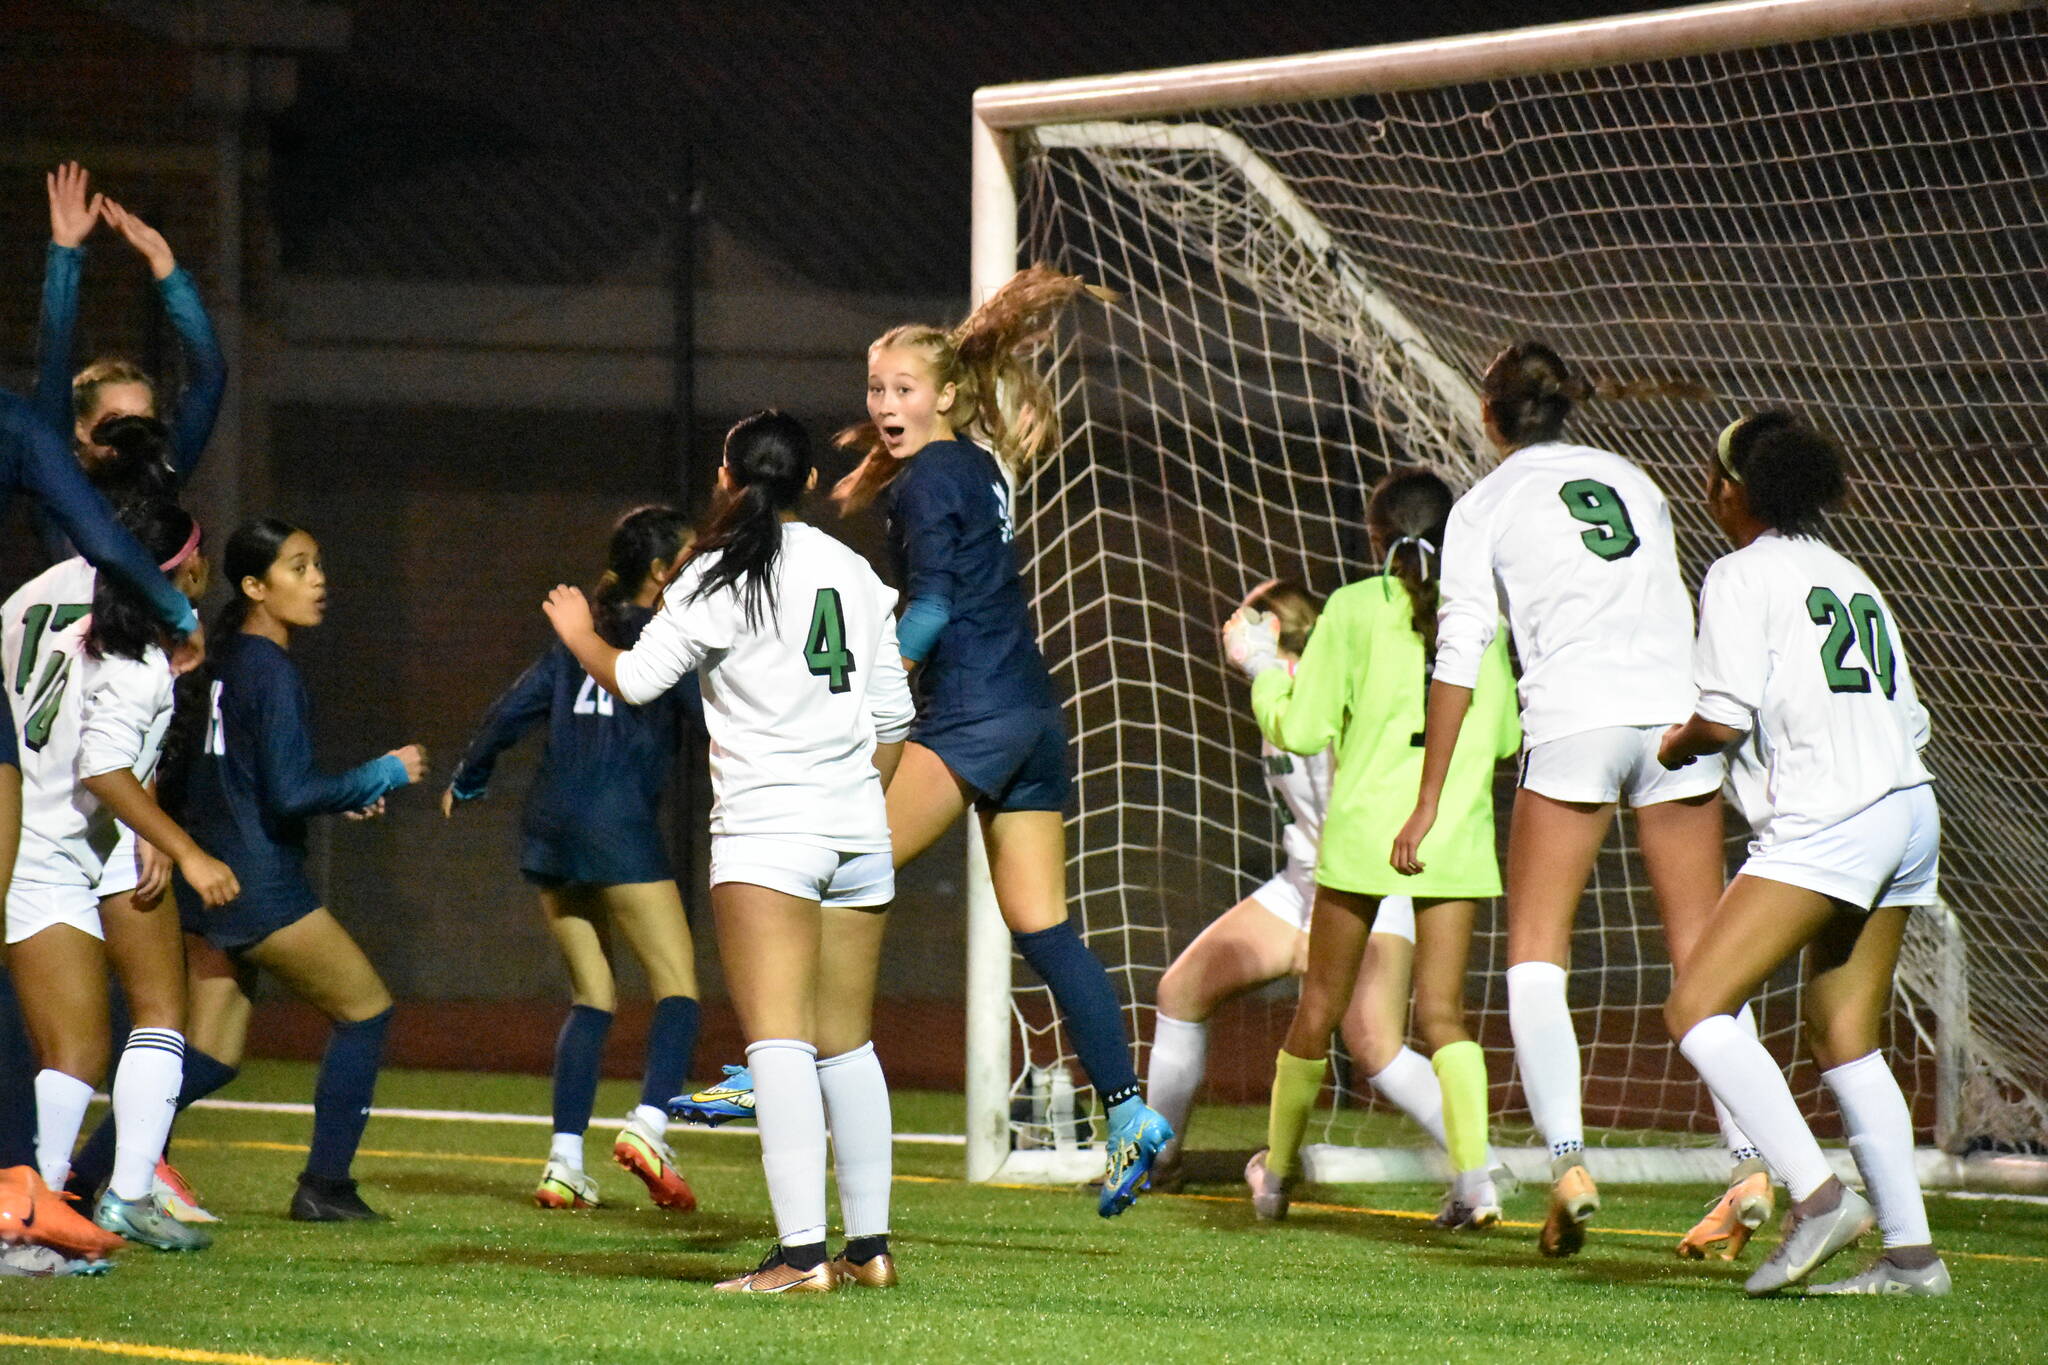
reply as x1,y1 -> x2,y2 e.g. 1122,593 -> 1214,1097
34,1069 -> 95,1191
1678,1014 -> 1832,1200
747,1039 -> 827,1249
1145,1014 -> 1207,1165
1823,1051 -> 1931,1248
1711,1003 -> 1765,1166
549,1132 -> 585,1170
1368,1046 -> 1448,1150
109,1028 -> 186,1201
1506,961 -> 1584,1158
817,1041 -> 892,1240
630,1103 -> 668,1139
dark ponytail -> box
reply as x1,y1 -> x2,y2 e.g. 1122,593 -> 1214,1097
86,413 -> 176,503
159,517 -> 303,816
87,498 -> 197,662
686,411 -> 813,626
1367,466 -> 1455,655
1481,340 -> 1710,448
594,504 -> 689,646
1717,409 -> 1848,538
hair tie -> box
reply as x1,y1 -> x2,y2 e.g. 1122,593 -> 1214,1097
1383,535 -> 1438,581
161,520 -> 202,571
1716,417 -> 1748,485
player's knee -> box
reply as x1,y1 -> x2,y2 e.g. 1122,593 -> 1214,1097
1663,989 -> 1706,1042
1804,1005 -> 1880,1073
1154,962 -> 1204,1023
1411,996 -> 1467,1053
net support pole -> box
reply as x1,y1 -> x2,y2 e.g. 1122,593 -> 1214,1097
963,110 -> 1020,1183
1933,902 -> 1970,1154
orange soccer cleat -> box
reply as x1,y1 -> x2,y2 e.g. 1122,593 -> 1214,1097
1677,1161 -> 1775,1261
1538,1157 -> 1600,1259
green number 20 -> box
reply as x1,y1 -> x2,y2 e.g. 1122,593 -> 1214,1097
1558,479 -> 1641,561
1806,587 -> 1897,698
804,588 -> 856,694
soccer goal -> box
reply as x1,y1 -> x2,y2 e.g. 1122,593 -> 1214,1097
962,0 -> 2048,1190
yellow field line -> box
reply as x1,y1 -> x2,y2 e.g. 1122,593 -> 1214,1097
173,1140 -> 2048,1268
0,1333 -> 334,1365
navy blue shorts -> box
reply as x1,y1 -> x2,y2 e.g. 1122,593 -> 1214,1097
917,705 -> 1070,813
177,877 -> 319,954
518,819 -> 672,890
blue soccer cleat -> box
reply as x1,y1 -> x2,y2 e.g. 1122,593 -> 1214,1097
1098,1100 -> 1173,1218
668,1065 -> 756,1127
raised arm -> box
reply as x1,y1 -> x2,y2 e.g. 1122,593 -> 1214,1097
446,647 -> 560,803
33,164 -> 94,434
550,579 -> 725,708
102,200 -> 225,477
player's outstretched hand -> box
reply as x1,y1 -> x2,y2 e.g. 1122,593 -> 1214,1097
1221,607 -> 1282,680
543,584 -> 594,641
345,798 -> 387,821
47,162 -> 97,248
169,620 -> 206,676
388,744 -> 428,784
99,198 -> 176,280
181,850 -> 240,909
1656,724 -> 1693,770
1390,800 -> 1436,877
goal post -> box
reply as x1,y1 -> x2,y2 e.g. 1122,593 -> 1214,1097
965,0 -> 2048,1188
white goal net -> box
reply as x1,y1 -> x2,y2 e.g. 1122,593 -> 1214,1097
970,0 -> 2048,1183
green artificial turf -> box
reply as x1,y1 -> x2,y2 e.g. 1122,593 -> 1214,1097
4,1061 -> 2043,1364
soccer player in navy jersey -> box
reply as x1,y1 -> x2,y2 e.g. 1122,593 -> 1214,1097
447,506 -> 707,1214
830,267 -> 1173,1215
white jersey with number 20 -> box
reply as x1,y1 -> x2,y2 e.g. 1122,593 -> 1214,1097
1434,441 -> 1697,746
614,521 -> 914,850
1693,531 -> 1931,848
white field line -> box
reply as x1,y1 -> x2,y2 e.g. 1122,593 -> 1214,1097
183,1096 -> 967,1146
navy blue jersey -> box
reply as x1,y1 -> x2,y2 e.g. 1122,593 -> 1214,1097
448,606 -> 705,886
174,633 -> 409,921
886,438 -> 1055,724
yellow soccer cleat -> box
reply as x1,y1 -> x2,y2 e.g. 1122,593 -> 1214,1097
1538,1157 -> 1600,1258
613,1116 -> 697,1213
533,1158 -> 601,1211
1677,1161 -> 1774,1261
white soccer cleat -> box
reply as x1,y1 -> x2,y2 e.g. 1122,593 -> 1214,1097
1806,1253 -> 1951,1296
532,1158 -> 602,1210
1245,1148 -> 1293,1222
153,1160 -> 222,1225
1434,1172 -> 1502,1231
1745,1183 -> 1874,1296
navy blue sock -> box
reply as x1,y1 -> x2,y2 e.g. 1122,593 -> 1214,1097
639,995 -> 701,1113
68,1047 -> 239,1198
1012,922 -> 1139,1106
0,968 -> 37,1168
306,1008 -> 391,1181
552,1004 -> 613,1135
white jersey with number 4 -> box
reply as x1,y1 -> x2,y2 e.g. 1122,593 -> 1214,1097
1694,532 -> 1931,848
2,559 -> 174,888
1434,441 -> 1697,746
614,521 -> 914,849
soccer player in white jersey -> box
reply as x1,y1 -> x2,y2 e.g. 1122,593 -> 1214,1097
1149,577 -> 1493,1208
2,499 -> 237,1258
1392,342 -> 1756,1258
1663,412 -> 1947,1297
546,411 -> 913,1294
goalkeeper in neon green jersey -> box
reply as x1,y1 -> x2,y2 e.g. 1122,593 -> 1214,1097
1225,467 -> 1519,1228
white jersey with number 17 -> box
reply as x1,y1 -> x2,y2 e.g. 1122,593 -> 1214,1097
1694,531 -> 1931,848
1434,441 -> 1697,746
614,521 -> 914,850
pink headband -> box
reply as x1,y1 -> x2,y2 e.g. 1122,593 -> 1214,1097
161,520 -> 202,572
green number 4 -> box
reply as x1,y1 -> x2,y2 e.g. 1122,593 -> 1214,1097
1806,587 -> 1897,698
1558,479 -> 1641,561
805,588 -> 856,694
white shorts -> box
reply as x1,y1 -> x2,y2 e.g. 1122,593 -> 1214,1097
709,836 -> 894,910
1521,724 -> 1725,808
1741,784 -> 1939,911
4,880 -> 104,945
1251,868 -> 1415,944
96,825 -> 140,899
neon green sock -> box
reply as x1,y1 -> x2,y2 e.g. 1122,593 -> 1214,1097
1432,1040 -> 1490,1174
1265,1050 -> 1327,1180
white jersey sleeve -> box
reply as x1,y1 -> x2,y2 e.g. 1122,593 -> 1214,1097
614,573 -> 735,706
78,648 -> 175,783
868,612 -> 914,744
1431,494 -> 1502,693
1693,558 -> 1767,732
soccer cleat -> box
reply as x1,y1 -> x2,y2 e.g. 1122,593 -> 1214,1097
1805,1253 -> 1951,1296
0,1243 -> 111,1277
830,1251 -> 899,1289
1744,1183 -> 1874,1296
713,1244 -> 835,1294
1434,1176 -> 1502,1231
290,1174 -> 388,1223
1538,1158 -> 1600,1258
1099,1101 -> 1172,1217
1244,1148 -> 1292,1222
668,1065 -> 755,1127
612,1116 -> 697,1212
1677,1162 -> 1774,1261
94,1191 -> 212,1252
0,1166 -> 33,1243
533,1158 -> 602,1210
15,1169 -> 125,1260
154,1159 -> 222,1225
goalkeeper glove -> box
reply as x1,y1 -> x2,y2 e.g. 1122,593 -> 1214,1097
1222,608 -> 1283,679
